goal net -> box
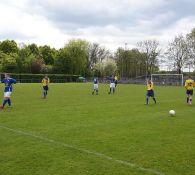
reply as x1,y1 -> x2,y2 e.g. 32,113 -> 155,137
151,74 -> 184,86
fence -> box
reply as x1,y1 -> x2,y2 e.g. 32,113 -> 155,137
0,73 -> 81,83
0,73 -> 194,85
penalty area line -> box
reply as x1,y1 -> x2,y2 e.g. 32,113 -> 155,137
0,124 -> 164,175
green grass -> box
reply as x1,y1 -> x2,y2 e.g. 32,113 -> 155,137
0,83 -> 194,175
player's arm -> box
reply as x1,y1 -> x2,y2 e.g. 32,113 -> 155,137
48,78 -> 50,84
151,83 -> 154,89
184,81 -> 188,89
12,78 -> 17,84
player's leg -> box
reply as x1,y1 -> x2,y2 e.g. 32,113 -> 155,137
43,90 -> 45,98
43,89 -> 46,98
186,90 -> 189,104
187,96 -> 189,104
45,90 -> 48,98
92,84 -> 96,95
3,97 -> 8,107
96,84 -> 99,95
109,83 -> 114,94
7,98 -> 11,106
111,86 -> 114,93
146,96 -> 149,105
113,87 -> 115,93
1,97 -> 8,108
153,97 -> 156,104
42,87 -> 44,98
187,94 -> 191,104
1,92 -> 12,108
113,83 -> 116,93
152,91 -> 156,104
45,86 -> 49,98
108,85 -> 111,94
146,91 -> 150,105
43,86 -> 47,98
188,90 -> 193,105
95,84 -> 98,95
189,96 -> 192,105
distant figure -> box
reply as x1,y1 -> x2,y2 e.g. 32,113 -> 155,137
146,80 -> 156,105
185,76 -> 194,105
0,73 -> 16,109
92,78 -> 98,95
42,76 -> 50,99
108,76 -> 116,94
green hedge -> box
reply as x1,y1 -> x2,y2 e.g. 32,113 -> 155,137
0,73 -> 81,83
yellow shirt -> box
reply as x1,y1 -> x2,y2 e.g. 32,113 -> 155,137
42,78 -> 50,86
185,79 -> 194,90
147,82 -> 154,90
114,76 -> 118,81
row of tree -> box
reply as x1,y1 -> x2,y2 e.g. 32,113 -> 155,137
0,39 -> 111,76
0,28 -> 195,78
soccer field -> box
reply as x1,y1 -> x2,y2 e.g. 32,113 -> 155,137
0,83 -> 194,175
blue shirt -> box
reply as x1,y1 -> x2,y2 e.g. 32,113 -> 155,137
94,78 -> 98,84
110,78 -> 115,83
1,78 -> 17,92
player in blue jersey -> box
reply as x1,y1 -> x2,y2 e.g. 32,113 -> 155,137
108,76 -> 116,94
0,73 -> 16,109
92,78 -> 98,95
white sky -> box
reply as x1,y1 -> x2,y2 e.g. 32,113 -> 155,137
0,0 -> 195,52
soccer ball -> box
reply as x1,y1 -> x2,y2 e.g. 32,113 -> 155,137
169,110 -> 175,116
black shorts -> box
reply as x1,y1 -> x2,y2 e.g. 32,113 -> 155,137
147,90 -> 154,97
186,90 -> 193,96
43,86 -> 49,91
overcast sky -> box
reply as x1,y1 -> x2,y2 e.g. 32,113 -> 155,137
0,0 -> 195,51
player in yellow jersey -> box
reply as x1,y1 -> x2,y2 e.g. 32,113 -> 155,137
185,76 -> 194,105
42,75 -> 50,99
146,80 -> 156,105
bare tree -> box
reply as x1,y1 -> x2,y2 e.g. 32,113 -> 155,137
93,58 -> 117,77
88,43 -> 110,68
165,35 -> 189,74
137,40 -> 160,75
186,28 -> 195,71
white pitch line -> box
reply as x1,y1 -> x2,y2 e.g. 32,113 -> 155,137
0,124 -> 165,175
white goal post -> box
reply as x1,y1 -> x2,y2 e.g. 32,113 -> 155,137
151,74 -> 184,86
